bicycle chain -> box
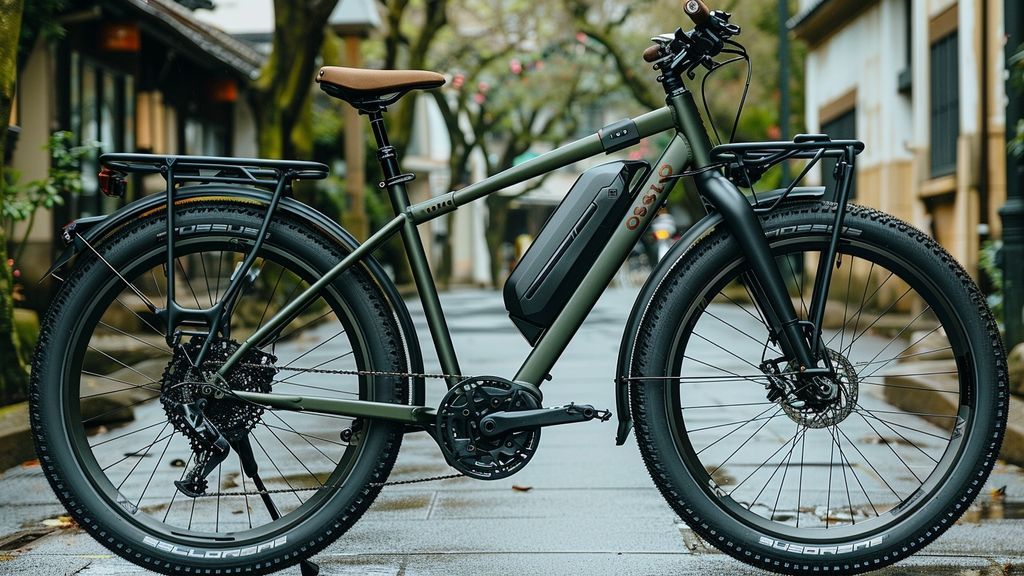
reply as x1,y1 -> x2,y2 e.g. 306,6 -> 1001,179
181,361 -> 466,497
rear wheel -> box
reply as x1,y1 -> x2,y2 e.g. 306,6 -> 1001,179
30,202 -> 408,575
630,202 -> 1006,574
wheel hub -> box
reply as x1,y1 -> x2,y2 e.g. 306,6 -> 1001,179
775,349 -> 859,429
435,377 -> 541,480
160,336 -> 277,444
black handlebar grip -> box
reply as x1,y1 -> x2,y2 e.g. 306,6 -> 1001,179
683,0 -> 711,26
642,45 -> 663,63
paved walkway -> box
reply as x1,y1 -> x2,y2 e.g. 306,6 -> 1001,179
1,288 -> 1022,575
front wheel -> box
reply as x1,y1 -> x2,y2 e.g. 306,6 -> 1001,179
629,202 -> 1007,574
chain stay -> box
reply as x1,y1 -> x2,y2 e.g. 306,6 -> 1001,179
182,360 -> 464,497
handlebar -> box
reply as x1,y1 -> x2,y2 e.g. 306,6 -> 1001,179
642,2 -> 741,71
683,0 -> 711,26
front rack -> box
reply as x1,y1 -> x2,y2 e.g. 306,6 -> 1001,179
99,153 -> 329,191
710,133 -> 865,357
710,134 -> 864,212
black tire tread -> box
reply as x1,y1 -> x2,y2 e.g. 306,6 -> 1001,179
629,201 -> 1007,575
29,202 -> 409,575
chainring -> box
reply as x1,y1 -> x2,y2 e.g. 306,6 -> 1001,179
161,336 -> 277,446
435,376 -> 541,480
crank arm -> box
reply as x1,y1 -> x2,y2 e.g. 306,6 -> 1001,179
478,403 -> 611,437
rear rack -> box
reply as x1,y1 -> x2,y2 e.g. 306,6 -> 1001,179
99,153 -> 329,190
95,154 -> 330,347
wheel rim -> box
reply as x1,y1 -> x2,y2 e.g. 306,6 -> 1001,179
62,234 -> 383,545
661,234 -> 975,542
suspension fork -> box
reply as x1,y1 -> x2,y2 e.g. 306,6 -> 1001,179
694,170 -> 819,372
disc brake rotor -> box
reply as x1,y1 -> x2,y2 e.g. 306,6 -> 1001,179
780,348 -> 859,429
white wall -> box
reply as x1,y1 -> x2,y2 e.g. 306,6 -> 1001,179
803,0 -> 914,180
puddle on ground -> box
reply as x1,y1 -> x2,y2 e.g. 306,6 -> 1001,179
959,499 -> 1024,523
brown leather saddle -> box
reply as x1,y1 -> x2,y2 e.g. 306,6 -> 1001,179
316,66 -> 445,112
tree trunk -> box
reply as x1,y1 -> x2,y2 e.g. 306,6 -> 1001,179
484,194 -> 512,289
250,0 -> 338,159
0,0 -> 29,404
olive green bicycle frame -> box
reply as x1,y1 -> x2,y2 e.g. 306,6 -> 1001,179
219,90 -> 777,425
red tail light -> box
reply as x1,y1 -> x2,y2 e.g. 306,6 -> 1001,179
98,167 -> 127,198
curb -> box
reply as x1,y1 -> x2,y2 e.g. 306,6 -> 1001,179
0,402 -> 35,471
882,359 -> 1024,467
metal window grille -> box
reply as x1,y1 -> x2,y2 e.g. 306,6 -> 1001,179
821,109 -> 857,200
929,32 -> 959,178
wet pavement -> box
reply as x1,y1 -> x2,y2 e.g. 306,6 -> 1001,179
0,287 -> 1022,575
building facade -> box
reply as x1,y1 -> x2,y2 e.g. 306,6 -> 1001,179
7,0 -> 262,310
791,0 -> 1007,276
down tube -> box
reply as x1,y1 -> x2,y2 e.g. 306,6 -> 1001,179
514,135 -> 691,386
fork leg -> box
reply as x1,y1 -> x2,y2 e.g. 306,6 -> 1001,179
695,170 -> 817,370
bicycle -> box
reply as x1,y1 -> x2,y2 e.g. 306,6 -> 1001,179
29,1 -> 1007,574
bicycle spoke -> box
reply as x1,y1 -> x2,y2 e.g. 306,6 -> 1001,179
83,393 -> 160,426
198,252 -> 214,308
281,328 -> 349,369
90,420 -> 165,448
176,258 -> 204,309
259,422 -> 325,487
855,408 -> 939,464
834,425 -> 901,500
97,320 -> 172,356
256,264 -> 287,331
858,380 -> 961,395
855,308 -> 935,380
855,406 -> 952,441
251,432 -> 304,506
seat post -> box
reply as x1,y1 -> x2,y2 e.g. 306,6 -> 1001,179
364,110 -> 464,384
368,111 -> 403,184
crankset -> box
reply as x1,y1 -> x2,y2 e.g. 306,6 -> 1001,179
434,376 -> 611,480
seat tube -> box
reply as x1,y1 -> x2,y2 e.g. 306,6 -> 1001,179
369,113 -> 462,385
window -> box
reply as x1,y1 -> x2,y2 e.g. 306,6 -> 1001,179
821,108 -> 857,200
66,52 -> 136,218
929,32 -> 959,177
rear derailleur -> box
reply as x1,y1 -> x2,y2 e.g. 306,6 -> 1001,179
160,335 -> 278,497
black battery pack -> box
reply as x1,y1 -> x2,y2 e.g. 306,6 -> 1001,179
504,160 -> 650,345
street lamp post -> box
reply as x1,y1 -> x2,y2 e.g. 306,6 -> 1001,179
330,0 -> 381,241
778,0 -> 791,186
1001,0 -> 1024,348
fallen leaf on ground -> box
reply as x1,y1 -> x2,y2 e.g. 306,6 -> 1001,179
41,516 -> 77,529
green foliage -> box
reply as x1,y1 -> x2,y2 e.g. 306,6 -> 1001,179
2,131 -> 93,266
979,240 -> 1004,325
1011,44 -> 1023,159
18,0 -> 66,68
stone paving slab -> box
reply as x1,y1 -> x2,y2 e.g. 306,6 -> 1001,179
2,288 -> 1023,576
